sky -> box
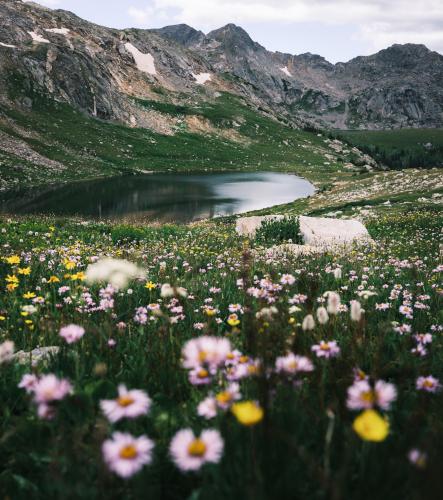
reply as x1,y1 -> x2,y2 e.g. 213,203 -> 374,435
25,0 -> 443,63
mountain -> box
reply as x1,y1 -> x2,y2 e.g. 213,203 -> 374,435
1,0 -> 442,132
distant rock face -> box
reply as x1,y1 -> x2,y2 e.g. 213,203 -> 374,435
0,0 -> 442,130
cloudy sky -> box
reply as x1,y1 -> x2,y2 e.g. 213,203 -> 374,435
27,0 -> 443,62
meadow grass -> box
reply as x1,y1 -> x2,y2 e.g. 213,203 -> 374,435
0,208 -> 442,499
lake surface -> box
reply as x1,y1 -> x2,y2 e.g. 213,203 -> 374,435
0,172 -> 315,222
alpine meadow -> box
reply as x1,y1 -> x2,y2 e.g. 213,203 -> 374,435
0,1 -> 442,499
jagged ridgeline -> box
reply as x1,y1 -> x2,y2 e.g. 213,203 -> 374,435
0,0 -> 442,190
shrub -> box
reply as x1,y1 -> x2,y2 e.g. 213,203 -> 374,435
255,216 -> 302,245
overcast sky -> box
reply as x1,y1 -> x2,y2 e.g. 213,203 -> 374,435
26,0 -> 443,63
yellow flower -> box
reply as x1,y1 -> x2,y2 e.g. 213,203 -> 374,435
48,276 -> 60,283
0,315 -> 5,321
49,226 -> 55,232
204,307 -> 217,317
23,292 -> 36,299
5,255 -> 20,265
18,267 -> 31,276
231,401 -> 264,426
6,283 -> 18,292
353,410 -> 389,442
145,281 -> 156,290
64,259 -> 76,270
5,275 -> 19,284
70,272 -> 86,281
227,314 -> 240,327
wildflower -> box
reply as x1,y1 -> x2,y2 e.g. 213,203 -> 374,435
33,374 -> 73,404
231,401 -> 264,426
347,380 -> 397,410
227,314 -> 240,327
275,353 -> 314,375
408,449 -> 427,468
350,300 -> 364,321
316,307 -> 329,325
182,336 -> 231,371
161,283 -> 187,298
325,291 -> 341,314
352,410 -> 389,442
23,292 -> 36,299
416,376 -> 441,393
59,324 -> 85,344
5,255 -> 20,265
18,267 -> 31,275
18,373 -> 39,393
170,429 -> 224,471
215,383 -> 241,409
48,276 -> 60,283
102,432 -> 154,478
86,258 -> 145,289
333,268 -> 342,279
312,340 -> 340,358
6,275 -> 19,284
188,367 -> 212,385
0,340 -> 14,364
100,384 -> 152,422
145,281 -> 156,290
302,314 -> 315,331
197,396 -> 218,419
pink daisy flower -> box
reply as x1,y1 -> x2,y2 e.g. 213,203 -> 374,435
311,341 -> 340,359
18,373 -> 39,393
182,336 -> 231,371
59,324 -> 85,344
100,384 -> 151,423
170,429 -> 224,471
102,432 -> 154,478
275,353 -> 314,376
416,376 -> 441,393
347,379 -> 397,410
33,374 -> 73,404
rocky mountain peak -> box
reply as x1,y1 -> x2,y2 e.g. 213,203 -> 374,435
150,24 -> 206,48
207,23 -> 263,52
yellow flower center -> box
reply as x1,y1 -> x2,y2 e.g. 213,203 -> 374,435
187,439 -> 207,457
320,343 -> 330,351
216,391 -> 233,405
119,445 -> 138,460
231,401 -> 264,426
117,395 -> 135,407
423,379 -> 435,388
197,369 -> 209,379
361,390 -> 375,404
239,355 -> 249,364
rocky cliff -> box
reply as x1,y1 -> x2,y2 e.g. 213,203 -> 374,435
0,0 -> 442,132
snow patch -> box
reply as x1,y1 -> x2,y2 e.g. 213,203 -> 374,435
124,42 -> 157,75
280,66 -> 292,77
28,31 -> 50,44
0,42 -> 16,48
45,28 -> 70,35
192,72 -> 212,85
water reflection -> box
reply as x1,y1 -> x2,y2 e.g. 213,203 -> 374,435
0,172 -> 315,222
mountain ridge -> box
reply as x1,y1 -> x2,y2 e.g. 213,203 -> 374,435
1,0 -> 442,130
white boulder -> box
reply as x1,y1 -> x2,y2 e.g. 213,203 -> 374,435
235,215 -> 285,237
299,215 -> 372,247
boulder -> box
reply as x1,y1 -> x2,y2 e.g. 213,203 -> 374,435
13,346 -> 60,366
235,215 -> 285,237
299,216 -> 373,247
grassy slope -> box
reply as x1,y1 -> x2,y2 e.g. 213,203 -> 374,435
0,76 -> 356,191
